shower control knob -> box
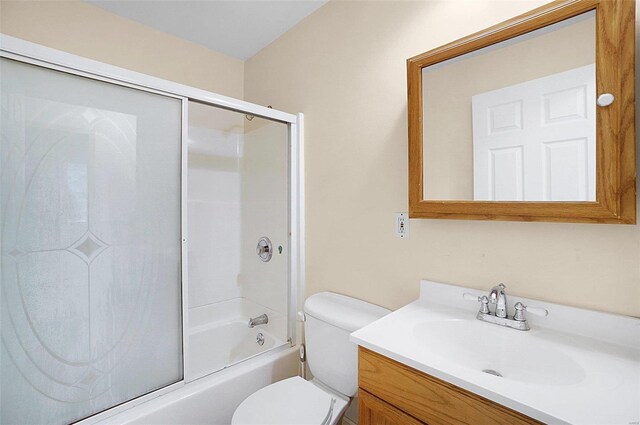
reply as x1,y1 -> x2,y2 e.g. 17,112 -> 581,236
256,237 -> 273,262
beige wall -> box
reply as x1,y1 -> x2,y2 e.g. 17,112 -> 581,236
245,0 -> 640,317
423,14 -> 595,199
0,0 -> 244,98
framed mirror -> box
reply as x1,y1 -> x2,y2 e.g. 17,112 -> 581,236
408,0 -> 635,223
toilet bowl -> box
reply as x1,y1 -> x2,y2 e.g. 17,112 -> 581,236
232,292 -> 390,425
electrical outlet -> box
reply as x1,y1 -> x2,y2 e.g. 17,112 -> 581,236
395,213 -> 409,238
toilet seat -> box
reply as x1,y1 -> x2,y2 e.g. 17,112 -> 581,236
231,377 -> 340,425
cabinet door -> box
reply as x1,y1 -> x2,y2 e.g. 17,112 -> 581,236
359,389 -> 424,425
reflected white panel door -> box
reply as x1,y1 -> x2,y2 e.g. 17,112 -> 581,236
472,64 -> 595,201
1,58 -> 183,425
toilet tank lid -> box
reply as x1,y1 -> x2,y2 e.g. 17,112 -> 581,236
304,292 -> 391,332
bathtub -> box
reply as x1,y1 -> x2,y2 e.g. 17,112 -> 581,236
92,345 -> 298,425
89,297 -> 297,425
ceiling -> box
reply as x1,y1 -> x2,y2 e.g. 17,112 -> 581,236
86,0 -> 328,60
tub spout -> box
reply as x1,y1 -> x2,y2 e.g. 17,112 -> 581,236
248,314 -> 268,328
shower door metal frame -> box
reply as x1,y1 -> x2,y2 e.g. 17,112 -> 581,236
0,34 -> 304,424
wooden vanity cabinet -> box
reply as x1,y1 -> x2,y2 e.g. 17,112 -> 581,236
357,347 -> 542,425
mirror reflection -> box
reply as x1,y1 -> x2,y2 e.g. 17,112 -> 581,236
422,11 -> 596,201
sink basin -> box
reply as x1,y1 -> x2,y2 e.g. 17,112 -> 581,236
413,319 -> 586,386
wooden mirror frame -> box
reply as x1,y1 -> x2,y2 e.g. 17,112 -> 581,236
408,0 -> 635,224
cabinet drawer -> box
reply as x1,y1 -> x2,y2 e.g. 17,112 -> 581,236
359,389 -> 424,425
358,347 -> 542,425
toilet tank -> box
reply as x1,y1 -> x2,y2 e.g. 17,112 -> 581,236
303,292 -> 390,397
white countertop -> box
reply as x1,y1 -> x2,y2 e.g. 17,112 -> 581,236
350,280 -> 640,425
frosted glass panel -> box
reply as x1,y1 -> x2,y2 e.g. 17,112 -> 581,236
0,58 -> 183,424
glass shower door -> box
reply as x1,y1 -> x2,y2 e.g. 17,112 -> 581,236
0,58 -> 183,424
186,101 -> 290,381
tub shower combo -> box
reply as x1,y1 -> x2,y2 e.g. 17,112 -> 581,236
0,36 -> 303,425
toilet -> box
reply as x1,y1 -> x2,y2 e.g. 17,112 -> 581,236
231,292 -> 390,425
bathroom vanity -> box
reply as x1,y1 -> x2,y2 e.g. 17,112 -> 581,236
351,280 -> 640,425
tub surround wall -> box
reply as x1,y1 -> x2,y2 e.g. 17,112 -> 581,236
189,298 -> 287,341
188,298 -> 288,380
244,0 -> 640,317
188,107 -> 244,308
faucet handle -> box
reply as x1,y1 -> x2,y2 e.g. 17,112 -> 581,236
523,305 -> 548,317
514,302 -> 548,321
463,293 -> 490,314
463,293 -> 481,302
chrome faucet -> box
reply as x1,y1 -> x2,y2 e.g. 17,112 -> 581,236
489,283 -> 507,318
248,313 -> 268,328
463,283 -> 548,331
